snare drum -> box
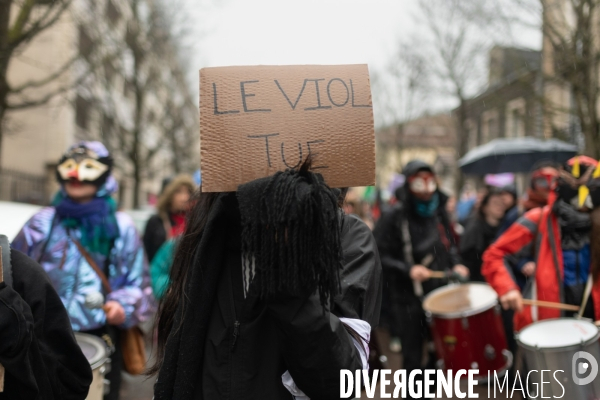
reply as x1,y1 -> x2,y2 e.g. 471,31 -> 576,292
75,332 -> 110,400
423,283 -> 512,380
517,318 -> 600,399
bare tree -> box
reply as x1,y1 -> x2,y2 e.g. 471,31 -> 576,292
407,0 -> 492,193
0,0 -> 76,168
541,0 -> 600,156
108,0 -> 198,207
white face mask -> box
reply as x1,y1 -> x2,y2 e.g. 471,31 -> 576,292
57,157 -> 108,183
409,177 -> 437,195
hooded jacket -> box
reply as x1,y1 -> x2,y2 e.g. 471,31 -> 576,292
12,207 -> 154,332
374,161 -> 461,303
482,205 -> 600,331
0,249 -> 92,399
143,174 -> 195,262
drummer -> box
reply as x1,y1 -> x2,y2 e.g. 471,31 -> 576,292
482,156 -> 600,331
374,160 -> 468,393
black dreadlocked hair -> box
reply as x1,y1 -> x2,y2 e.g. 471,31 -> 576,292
237,158 -> 342,306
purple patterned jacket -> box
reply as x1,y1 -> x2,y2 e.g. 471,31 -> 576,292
12,207 -> 155,332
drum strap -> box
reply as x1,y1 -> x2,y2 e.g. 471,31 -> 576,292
0,235 -> 12,287
531,281 -> 538,322
400,218 -> 423,297
530,212 -> 544,322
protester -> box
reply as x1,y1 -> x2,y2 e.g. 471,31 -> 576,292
0,238 -> 92,399
150,239 -> 177,300
482,156 -> 600,331
373,160 -> 468,397
343,188 -> 375,230
509,161 -> 560,289
12,141 -> 154,400
445,195 -> 464,236
496,184 -> 519,237
150,161 -> 381,399
143,174 -> 195,262
460,189 -> 505,282
456,184 -> 477,225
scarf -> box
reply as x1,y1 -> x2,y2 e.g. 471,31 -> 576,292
53,193 -> 120,255
553,199 -> 591,250
412,192 -> 440,218
170,212 -> 187,237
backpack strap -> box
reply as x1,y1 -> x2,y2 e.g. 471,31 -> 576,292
0,235 -> 12,287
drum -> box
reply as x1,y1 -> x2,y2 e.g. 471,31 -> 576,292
517,318 -> 600,399
75,332 -> 110,400
423,283 -> 512,380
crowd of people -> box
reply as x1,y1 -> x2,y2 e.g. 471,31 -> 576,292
2,137 -> 600,400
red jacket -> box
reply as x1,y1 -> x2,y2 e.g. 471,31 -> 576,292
482,205 -> 600,331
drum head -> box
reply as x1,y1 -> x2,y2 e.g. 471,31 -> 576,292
518,318 -> 599,349
75,332 -> 107,369
422,283 -> 498,318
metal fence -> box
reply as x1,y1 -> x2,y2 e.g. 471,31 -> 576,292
0,169 -> 48,204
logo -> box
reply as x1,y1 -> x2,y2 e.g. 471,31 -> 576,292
572,351 -> 599,386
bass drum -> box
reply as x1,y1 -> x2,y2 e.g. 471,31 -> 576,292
75,332 -> 110,400
517,318 -> 600,399
423,283 -> 512,381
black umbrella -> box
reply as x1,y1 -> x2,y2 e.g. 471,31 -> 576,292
458,137 -> 578,175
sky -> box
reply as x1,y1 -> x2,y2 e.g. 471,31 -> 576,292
184,0 -> 541,124
192,0 -> 417,70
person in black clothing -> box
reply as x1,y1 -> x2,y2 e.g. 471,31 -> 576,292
150,163 -> 381,400
373,160 -> 468,397
496,184 -> 519,237
460,189 -> 506,282
0,243 -> 92,399
143,174 -> 195,262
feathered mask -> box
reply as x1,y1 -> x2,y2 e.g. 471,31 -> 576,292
557,156 -> 600,211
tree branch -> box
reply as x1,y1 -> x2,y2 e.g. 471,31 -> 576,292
10,53 -> 79,93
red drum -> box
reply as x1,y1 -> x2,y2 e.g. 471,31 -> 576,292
423,283 -> 512,380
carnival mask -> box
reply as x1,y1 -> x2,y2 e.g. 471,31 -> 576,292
56,144 -> 113,187
557,156 -> 600,211
408,171 -> 437,200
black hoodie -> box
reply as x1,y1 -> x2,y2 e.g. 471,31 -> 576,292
0,249 -> 92,399
374,161 -> 462,303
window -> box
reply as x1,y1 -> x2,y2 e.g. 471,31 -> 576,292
75,96 -> 91,129
465,119 -> 478,150
505,98 -> 526,138
78,26 -> 94,60
481,109 -> 499,143
512,109 -> 522,137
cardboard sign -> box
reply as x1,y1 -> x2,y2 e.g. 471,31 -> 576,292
199,64 -> 375,192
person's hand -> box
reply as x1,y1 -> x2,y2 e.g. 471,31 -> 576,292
452,264 -> 470,278
410,265 -> 432,282
499,290 -> 523,312
521,262 -> 536,277
104,301 -> 126,326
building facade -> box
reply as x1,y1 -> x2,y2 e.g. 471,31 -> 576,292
376,113 -> 457,196
2,0 -> 198,207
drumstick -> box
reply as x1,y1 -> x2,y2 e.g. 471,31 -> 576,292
429,271 -> 447,279
0,247 -> 5,392
522,299 -> 580,311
